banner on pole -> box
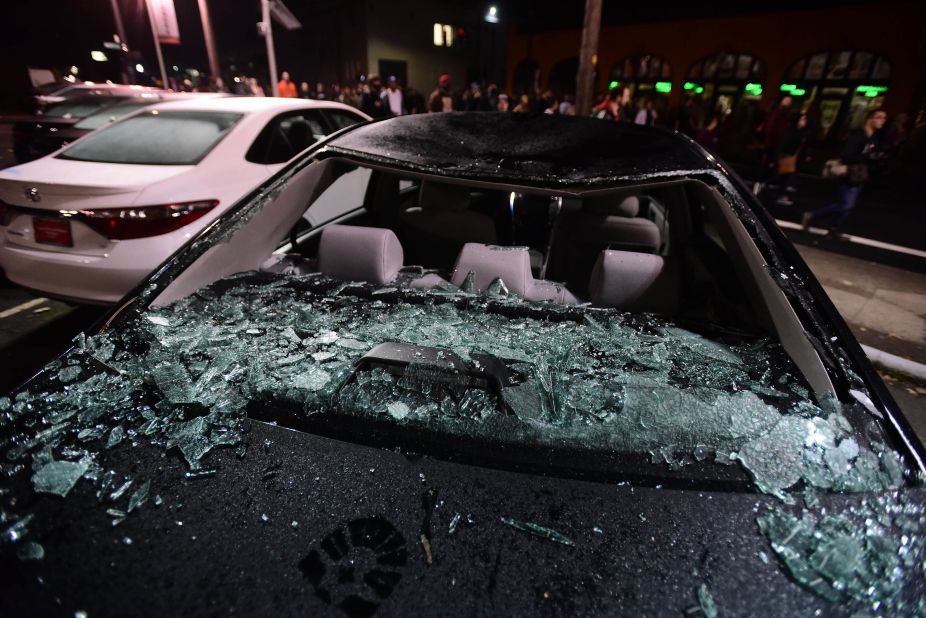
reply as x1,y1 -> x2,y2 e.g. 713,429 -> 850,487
146,0 -> 181,45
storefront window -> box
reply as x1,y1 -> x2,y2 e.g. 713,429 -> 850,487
609,55 -> 673,95
781,51 -> 891,140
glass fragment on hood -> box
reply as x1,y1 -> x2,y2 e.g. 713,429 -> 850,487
757,493 -> 926,615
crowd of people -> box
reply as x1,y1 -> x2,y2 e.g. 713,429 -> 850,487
211,69 -> 918,237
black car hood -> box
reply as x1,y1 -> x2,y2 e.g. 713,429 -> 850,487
4,418 -> 925,618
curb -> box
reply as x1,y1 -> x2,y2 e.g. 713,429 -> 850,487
861,344 -> 926,382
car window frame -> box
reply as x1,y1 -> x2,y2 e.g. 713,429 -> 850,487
321,108 -> 367,133
245,108 -> 333,165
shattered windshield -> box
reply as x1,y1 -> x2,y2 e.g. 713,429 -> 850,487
2,268 -> 900,495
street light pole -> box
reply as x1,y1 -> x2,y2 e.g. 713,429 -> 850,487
197,0 -> 221,81
262,0 -> 279,96
109,0 -> 132,83
146,3 -> 170,88
575,0 -> 602,116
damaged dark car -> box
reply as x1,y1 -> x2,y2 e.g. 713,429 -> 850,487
2,113 -> 925,617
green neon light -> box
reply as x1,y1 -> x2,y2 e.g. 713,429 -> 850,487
745,83 -> 763,95
695,86 -> 703,94
608,80 -> 619,89
780,83 -> 797,92
856,85 -> 887,97
683,81 -> 696,90
655,81 -> 672,93
791,88 -> 806,96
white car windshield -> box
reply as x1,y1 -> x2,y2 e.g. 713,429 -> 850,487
59,110 -> 242,165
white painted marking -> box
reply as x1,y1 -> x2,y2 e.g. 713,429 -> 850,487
0,298 -> 48,319
776,219 -> 926,259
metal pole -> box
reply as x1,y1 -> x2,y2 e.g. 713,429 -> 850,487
109,0 -> 132,83
575,0 -> 602,116
262,0 -> 279,96
197,0 -> 221,81
146,2 -> 170,88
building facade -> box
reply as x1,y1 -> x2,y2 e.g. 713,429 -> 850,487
505,1 -> 925,139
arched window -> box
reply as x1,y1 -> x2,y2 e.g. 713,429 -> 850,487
609,54 -> 672,95
684,53 -> 766,117
784,50 -> 890,85
686,53 -> 765,89
780,51 -> 891,139
512,59 -> 540,98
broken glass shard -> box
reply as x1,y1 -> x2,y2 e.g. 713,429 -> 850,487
127,480 -> 151,512
106,426 -> 125,449
16,541 -> 44,561
697,583 -> 718,618
500,517 -> 574,546
32,459 -> 90,497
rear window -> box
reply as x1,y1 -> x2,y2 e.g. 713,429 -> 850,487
73,101 -> 153,130
58,110 -> 242,165
42,97 -> 119,119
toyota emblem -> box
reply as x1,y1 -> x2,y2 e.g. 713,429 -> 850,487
24,187 -> 40,203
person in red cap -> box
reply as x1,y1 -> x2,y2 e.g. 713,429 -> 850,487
428,74 -> 455,112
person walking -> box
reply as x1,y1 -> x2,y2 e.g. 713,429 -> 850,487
694,114 -> 721,151
634,98 -> 658,126
592,87 -> 621,121
247,77 -> 265,97
496,93 -> 510,112
360,75 -> 387,118
772,112 -> 810,206
755,96 -> 792,193
428,74 -> 455,112
381,76 -> 404,116
801,109 -> 888,237
277,71 -> 297,98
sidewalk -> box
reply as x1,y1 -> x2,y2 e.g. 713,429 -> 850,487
795,243 -> 926,438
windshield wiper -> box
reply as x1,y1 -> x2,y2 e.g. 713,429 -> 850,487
339,342 -> 519,414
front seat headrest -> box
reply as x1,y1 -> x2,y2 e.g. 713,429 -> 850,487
583,195 -> 640,217
318,224 -> 403,284
589,249 -> 678,314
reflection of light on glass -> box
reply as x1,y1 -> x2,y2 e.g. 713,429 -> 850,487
135,64 -> 145,73
69,66 -> 79,75
90,50 -> 108,62
485,5 -> 499,23
508,192 -> 516,217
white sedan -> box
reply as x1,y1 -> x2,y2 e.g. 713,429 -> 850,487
0,97 -> 369,303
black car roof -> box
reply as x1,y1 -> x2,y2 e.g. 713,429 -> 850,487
323,112 -> 717,189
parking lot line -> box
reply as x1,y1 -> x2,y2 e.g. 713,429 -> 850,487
0,298 -> 47,319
